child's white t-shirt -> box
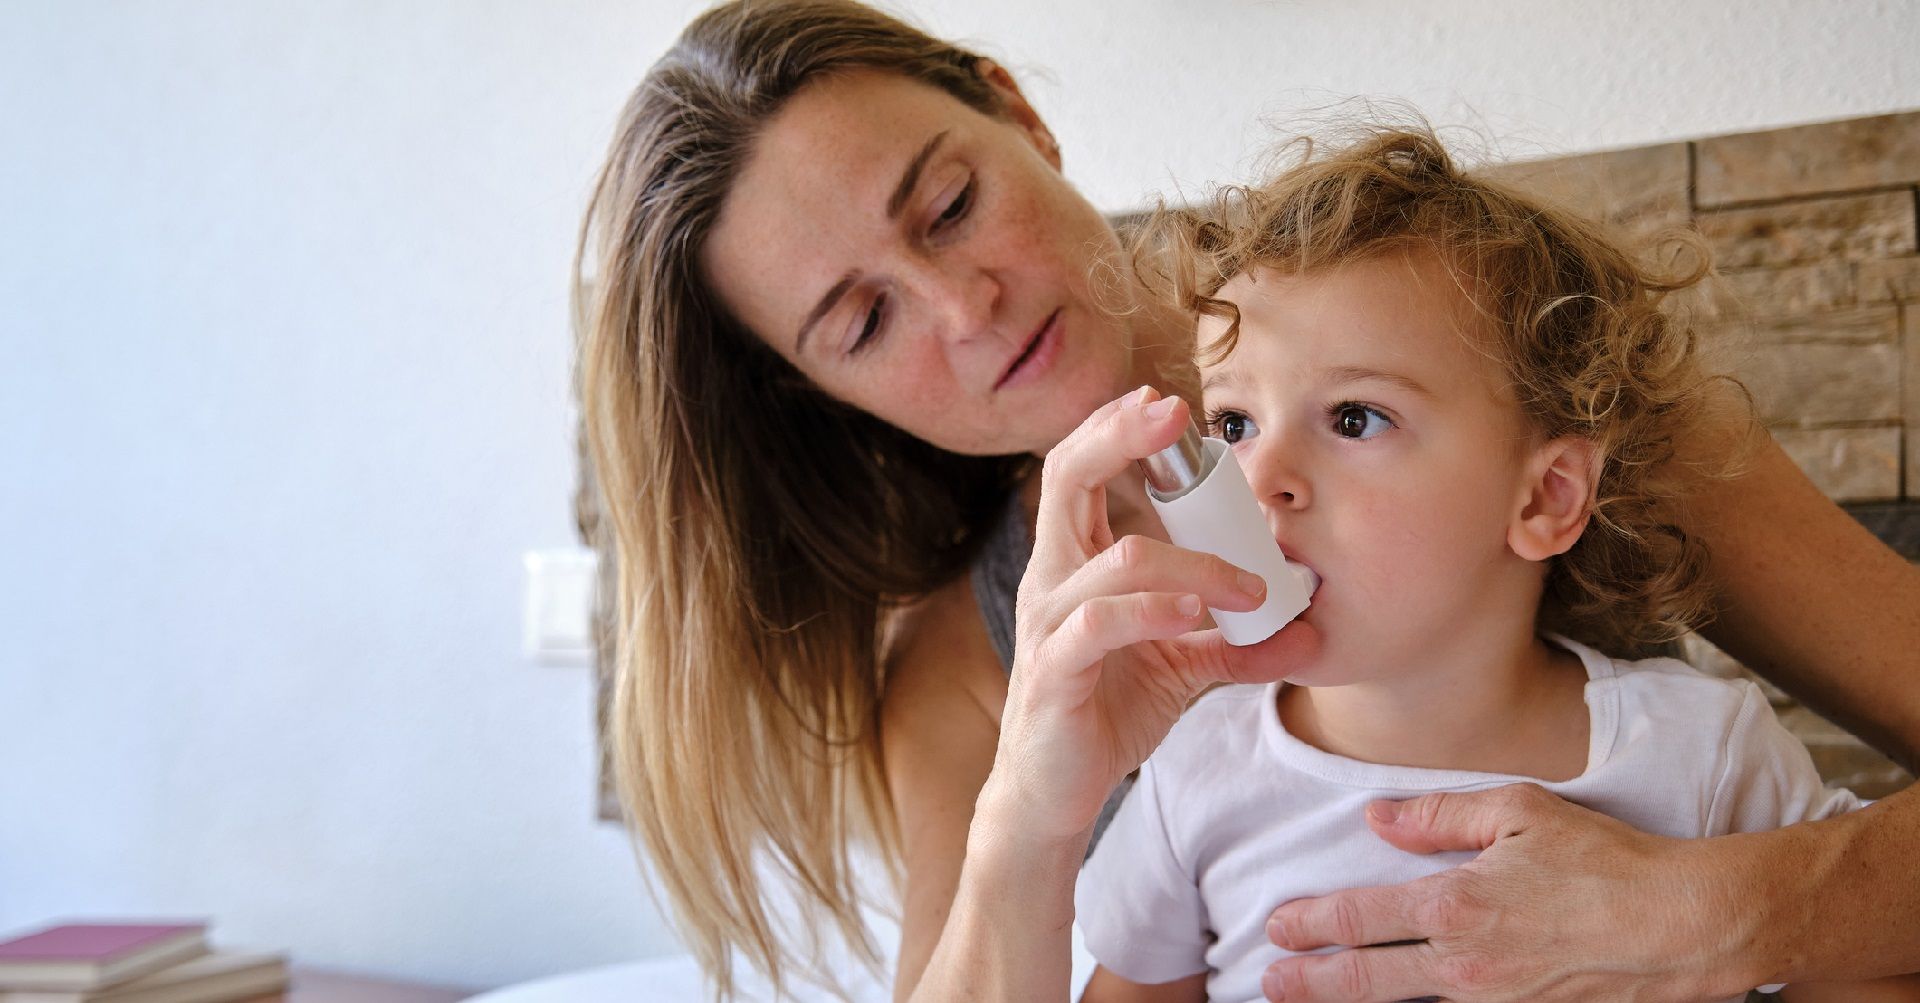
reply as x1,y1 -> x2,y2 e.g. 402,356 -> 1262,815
1075,635 -> 1863,1003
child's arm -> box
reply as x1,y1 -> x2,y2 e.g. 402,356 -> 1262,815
1078,966 -> 1207,1003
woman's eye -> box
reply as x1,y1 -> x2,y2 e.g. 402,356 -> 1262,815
1331,403 -> 1393,440
850,295 -> 885,355
1209,409 -> 1259,444
934,180 -> 973,230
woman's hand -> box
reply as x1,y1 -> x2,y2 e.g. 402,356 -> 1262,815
985,386 -> 1317,845
1259,783 -> 1764,1002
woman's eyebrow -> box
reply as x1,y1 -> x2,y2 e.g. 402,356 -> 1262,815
796,272 -> 856,355
887,130 -> 950,219
795,130 -> 953,354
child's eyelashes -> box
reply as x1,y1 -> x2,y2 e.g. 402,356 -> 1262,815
1203,402 -> 1396,443
1204,407 -> 1259,444
1327,402 -> 1394,440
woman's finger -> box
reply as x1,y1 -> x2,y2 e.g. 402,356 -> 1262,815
1024,533 -> 1266,637
1265,879 -> 1432,953
1365,783 -> 1568,856
1028,591 -> 1208,686
1261,941 -> 1441,1003
1030,388 -> 1191,574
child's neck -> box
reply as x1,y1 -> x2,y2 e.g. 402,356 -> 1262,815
1278,622 -> 1592,783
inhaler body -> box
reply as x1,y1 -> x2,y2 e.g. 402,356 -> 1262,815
1142,429 -> 1317,646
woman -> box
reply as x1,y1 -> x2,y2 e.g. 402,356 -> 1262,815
574,2 -> 1920,1000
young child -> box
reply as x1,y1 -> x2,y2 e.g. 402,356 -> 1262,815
1073,128 -> 1918,1003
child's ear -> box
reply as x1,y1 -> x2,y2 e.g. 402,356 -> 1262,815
1509,436 -> 1599,562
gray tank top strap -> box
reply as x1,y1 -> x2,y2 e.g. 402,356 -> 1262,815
967,492 -> 1134,859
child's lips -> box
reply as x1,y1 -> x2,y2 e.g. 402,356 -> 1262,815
1276,545 -> 1321,597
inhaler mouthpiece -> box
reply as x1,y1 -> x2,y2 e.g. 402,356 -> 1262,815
1140,425 -> 1317,646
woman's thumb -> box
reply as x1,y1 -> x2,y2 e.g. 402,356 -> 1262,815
1365,783 -> 1559,854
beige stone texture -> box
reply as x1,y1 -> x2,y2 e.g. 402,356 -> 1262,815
1696,190 -> 1917,269
1698,262 -> 1856,319
1482,143 -> 1691,231
1857,256 -> 1920,304
1695,111 -> 1920,208
1908,306 -> 1919,499
1704,336 -> 1901,426
1771,426 -> 1903,502
1721,304 -> 1901,344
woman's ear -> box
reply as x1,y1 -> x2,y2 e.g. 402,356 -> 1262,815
1509,436 -> 1599,562
973,59 -> 1060,169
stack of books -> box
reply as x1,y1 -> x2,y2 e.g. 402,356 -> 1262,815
0,923 -> 287,1003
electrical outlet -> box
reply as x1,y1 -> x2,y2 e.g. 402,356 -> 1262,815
521,547 -> 598,665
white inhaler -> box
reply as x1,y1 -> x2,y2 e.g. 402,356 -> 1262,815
1140,424 -> 1318,646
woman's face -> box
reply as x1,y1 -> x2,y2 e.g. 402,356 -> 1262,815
701,68 -> 1137,456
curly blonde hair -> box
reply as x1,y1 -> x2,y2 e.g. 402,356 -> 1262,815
1135,125 -> 1753,652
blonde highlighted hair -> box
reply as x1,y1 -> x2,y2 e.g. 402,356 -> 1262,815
574,1 -> 1029,997
1135,125 -> 1752,651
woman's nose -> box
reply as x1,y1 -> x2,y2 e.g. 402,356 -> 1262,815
910,258 -> 999,345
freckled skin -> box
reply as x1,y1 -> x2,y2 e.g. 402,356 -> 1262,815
701,70 -> 1141,456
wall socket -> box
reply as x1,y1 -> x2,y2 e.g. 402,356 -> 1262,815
521,547 -> 598,666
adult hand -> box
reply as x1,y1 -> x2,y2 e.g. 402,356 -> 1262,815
988,386 -> 1319,845
1260,784 -> 1760,1002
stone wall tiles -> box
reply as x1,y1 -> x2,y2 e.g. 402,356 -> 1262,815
1480,142 -> 1691,230
1695,111 -> 1920,208
1858,255 -> 1920,304
1700,262 -> 1856,319
1772,426 -> 1903,502
1907,306 -> 1918,499
1707,338 -> 1901,426
1697,190 -> 1918,270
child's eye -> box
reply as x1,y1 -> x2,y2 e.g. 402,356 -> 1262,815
1206,408 -> 1260,444
1329,403 -> 1393,440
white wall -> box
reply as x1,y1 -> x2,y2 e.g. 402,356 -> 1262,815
2,0 -> 1915,992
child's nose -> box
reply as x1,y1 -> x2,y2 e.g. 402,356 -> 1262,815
1242,440 -> 1310,512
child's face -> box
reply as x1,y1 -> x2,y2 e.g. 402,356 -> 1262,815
1197,249 -> 1553,684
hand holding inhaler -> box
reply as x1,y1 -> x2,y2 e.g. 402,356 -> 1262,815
1140,423 -> 1318,645
988,388 -> 1315,846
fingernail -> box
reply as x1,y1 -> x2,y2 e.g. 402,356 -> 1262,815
1261,967 -> 1287,1001
1369,800 -> 1402,824
1146,394 -> 1180,420
1121,385 -> 1152,408
1239,571 -> 1267,598
1178,594 -> 1202,617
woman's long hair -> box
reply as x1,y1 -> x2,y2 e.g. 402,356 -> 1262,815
574,1 -> 1029,996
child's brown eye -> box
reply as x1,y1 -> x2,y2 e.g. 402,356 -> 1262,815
1217,411 -> 1257,444
1331,403 -> 1393,440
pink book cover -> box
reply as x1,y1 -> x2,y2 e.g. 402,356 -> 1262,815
0,926 -> 204,964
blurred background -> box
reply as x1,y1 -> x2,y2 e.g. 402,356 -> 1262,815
3,0 -> 1917,995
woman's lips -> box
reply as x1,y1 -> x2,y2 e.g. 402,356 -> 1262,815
994,310 -> 1062,391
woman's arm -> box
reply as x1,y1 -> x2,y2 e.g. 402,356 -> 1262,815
879,576 -> 1020,1001
902,389 -> 1304,1002
1692,429 -> 1920,769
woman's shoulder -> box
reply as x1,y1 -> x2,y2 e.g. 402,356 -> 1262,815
881,572 -> 1009,733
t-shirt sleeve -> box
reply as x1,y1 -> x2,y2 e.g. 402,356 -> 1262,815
1706,681 -> 1864,836
1073,758 -> 1211,985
